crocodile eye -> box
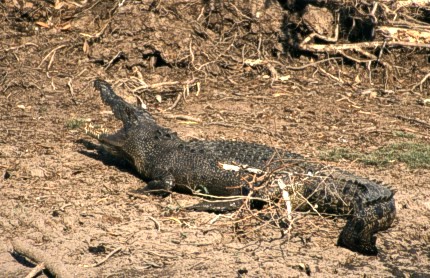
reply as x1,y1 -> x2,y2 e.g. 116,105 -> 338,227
375,206 -> 384,219
354,219 -> 365,231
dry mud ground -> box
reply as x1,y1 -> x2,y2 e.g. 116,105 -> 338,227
1,1 -> 430,277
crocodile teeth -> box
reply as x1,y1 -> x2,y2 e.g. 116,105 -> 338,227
84,122 -> 109,139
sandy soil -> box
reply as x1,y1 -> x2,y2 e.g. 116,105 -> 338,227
1,1 -> 429,277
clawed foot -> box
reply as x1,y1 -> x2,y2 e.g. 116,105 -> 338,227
186,199 -> 244,213
130,186 -> 171,198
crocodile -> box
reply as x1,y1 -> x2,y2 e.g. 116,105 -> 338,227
88,79 -> 396,255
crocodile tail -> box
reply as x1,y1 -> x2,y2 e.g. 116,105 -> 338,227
94,80 -> 155,129
337,194 -> 396,255
303,171 -> 397,255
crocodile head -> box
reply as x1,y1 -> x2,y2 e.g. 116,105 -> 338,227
87,80 -> 158,160
89,80 -> 181,170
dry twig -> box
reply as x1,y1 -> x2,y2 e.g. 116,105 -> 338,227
127,191 -> 150,200
24,262 -> 45,278
67,78 -> 77,105
396,115 -> 430,129
4,43 -> 39,52
147,216 -> 161,231
83,247 -> 122,268
301,40 -> 430,53
162,114 -> 202,123
38,45 -> 67,69
411,72 -> 430,92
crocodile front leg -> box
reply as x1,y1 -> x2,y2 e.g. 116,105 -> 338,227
132,173 -> 175,197
186,199 -> 244,213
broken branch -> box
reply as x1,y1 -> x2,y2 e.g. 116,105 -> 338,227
11,240 -> 72,278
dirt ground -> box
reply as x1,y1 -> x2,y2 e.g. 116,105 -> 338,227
1,1 -> 430,277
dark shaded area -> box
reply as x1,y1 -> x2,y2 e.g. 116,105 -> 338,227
88,245 -> 106,255
10,252 -> 36,268
76,139 -> 137,178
